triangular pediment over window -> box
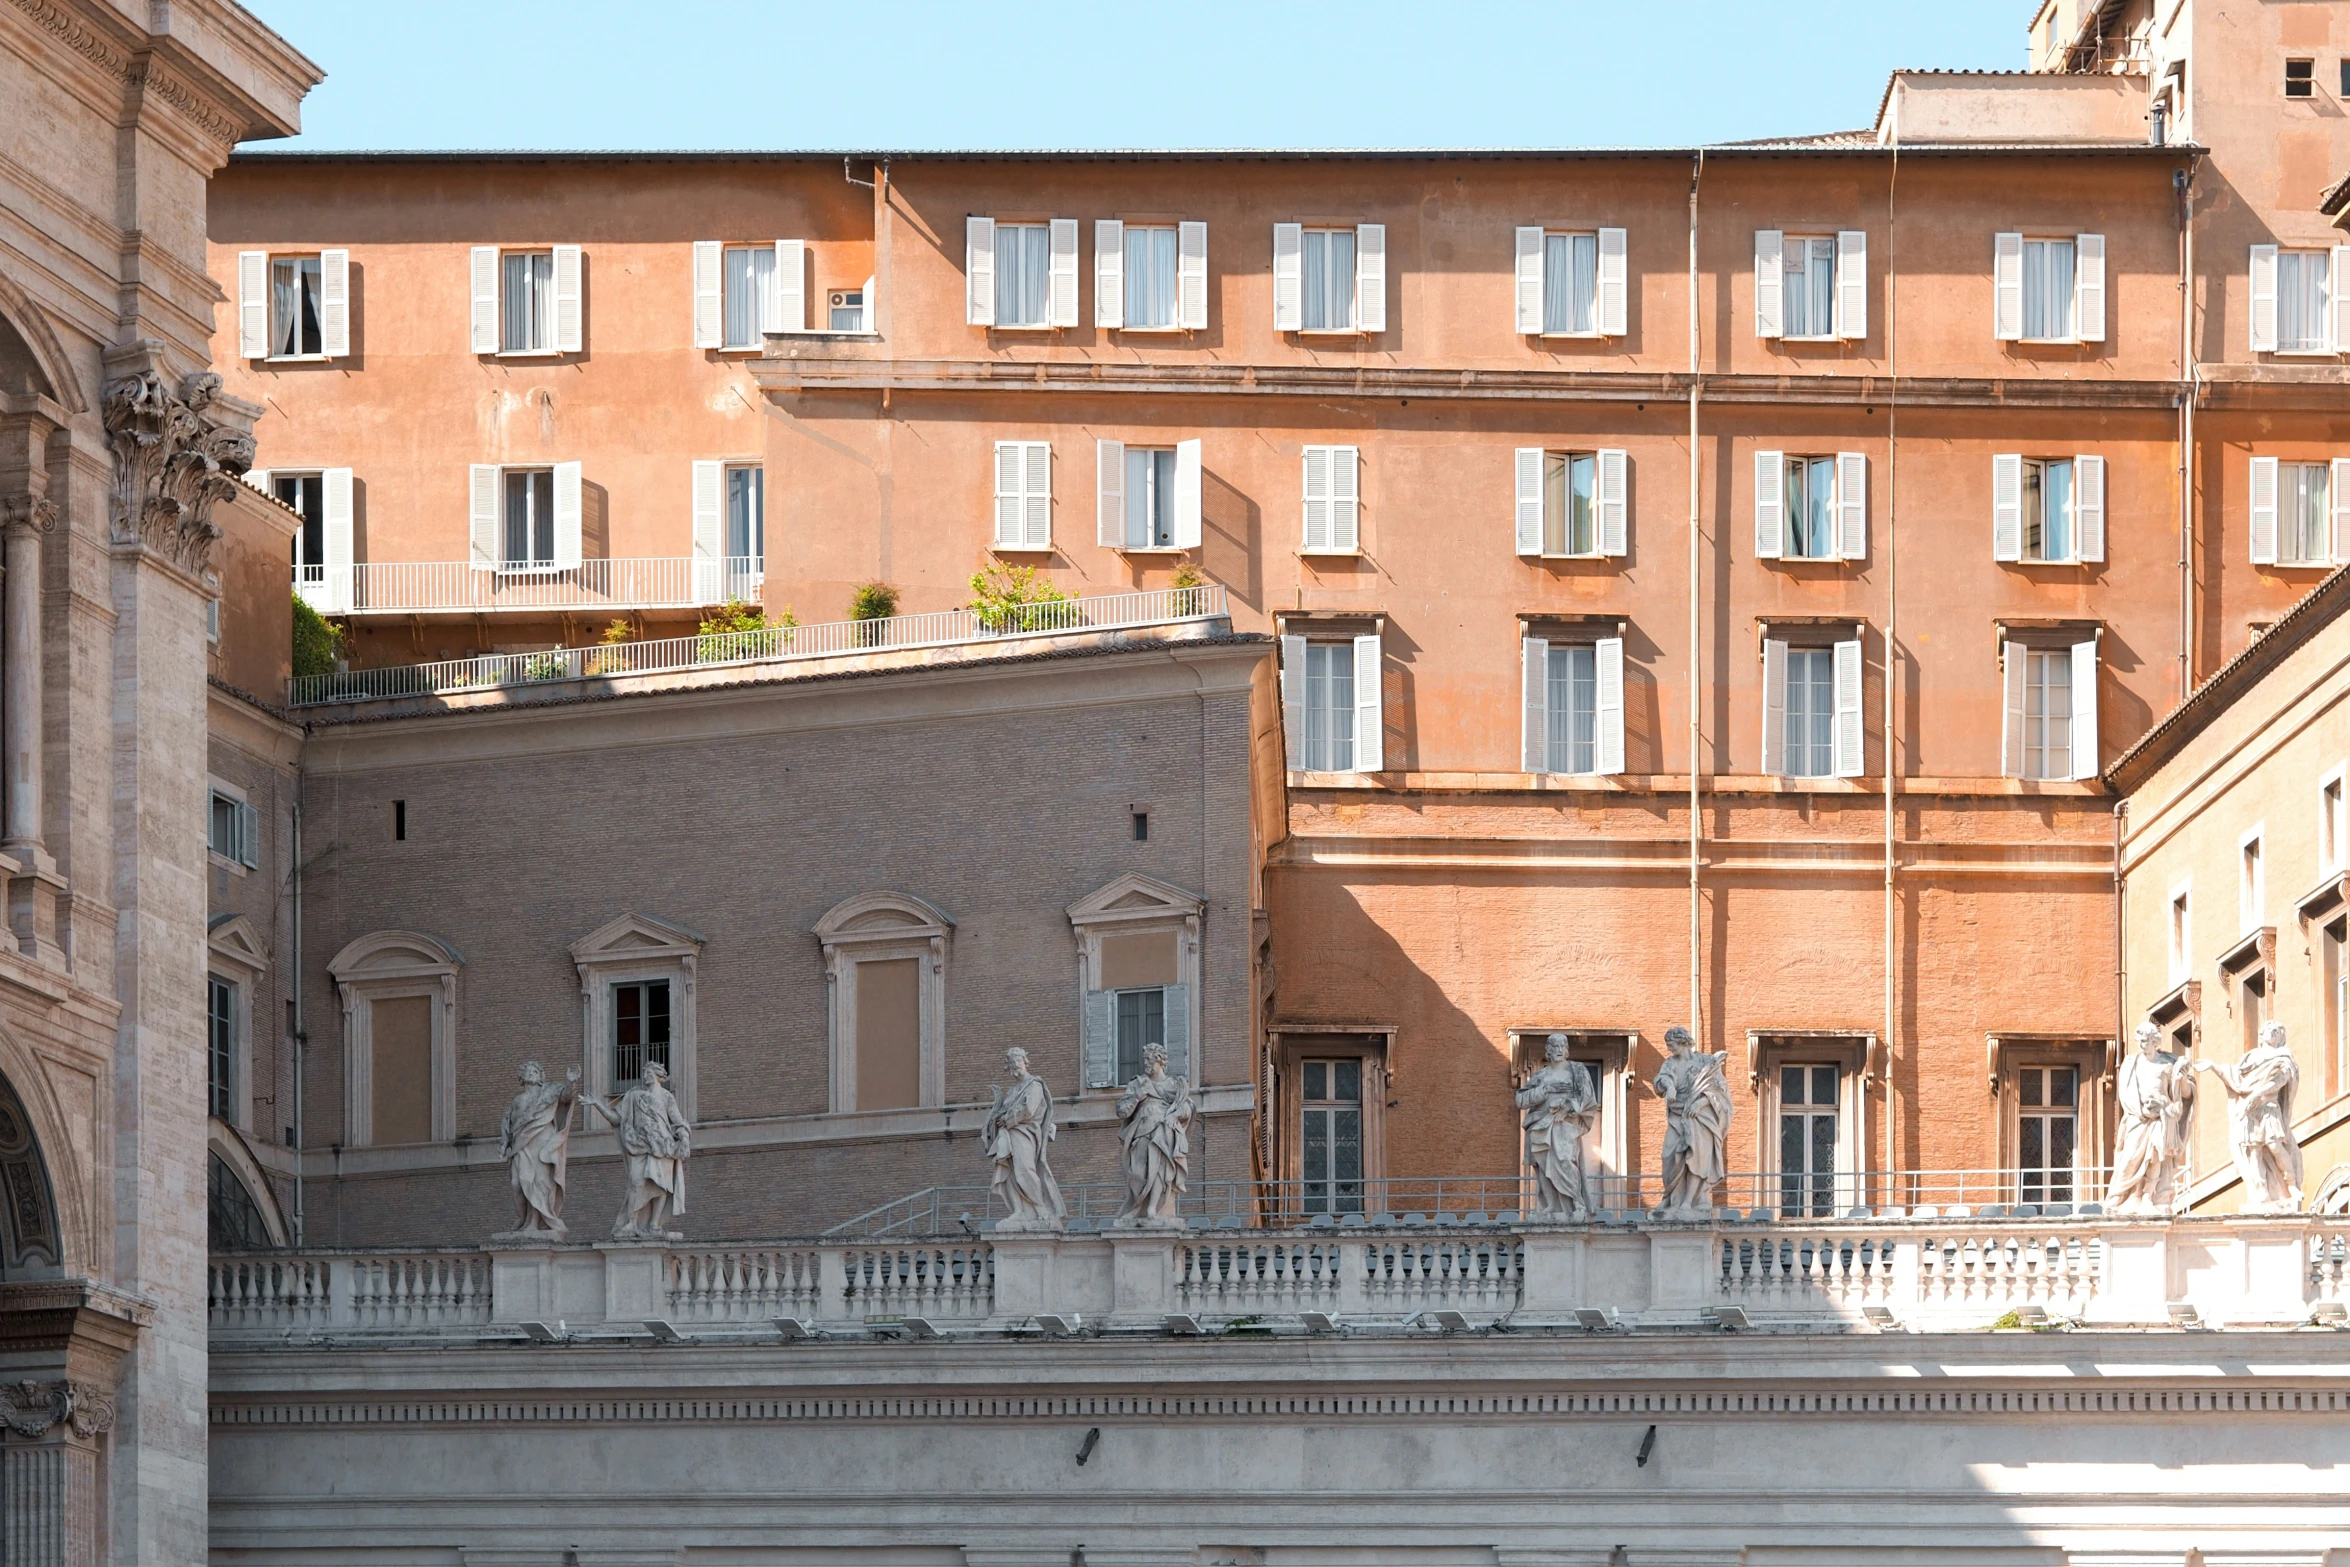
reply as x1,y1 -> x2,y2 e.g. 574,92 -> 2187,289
569,912 -> 706,966
1067,873 -> 1205,927
207,913 -> 269,974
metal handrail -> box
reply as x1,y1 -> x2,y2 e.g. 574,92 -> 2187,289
294,556 -> 766,616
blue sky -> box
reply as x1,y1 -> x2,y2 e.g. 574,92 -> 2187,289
241,2 -> 2027,152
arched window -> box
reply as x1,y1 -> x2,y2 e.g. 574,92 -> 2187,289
0,1071 -> 59,1278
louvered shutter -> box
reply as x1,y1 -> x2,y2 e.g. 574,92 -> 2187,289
2335,247 -> 2350,352
1178,222 -> 1208,329
775,239 -> 807,333
1595,636 -> 1625,776
1049,219 -> 1079,328
1515,448 -> 1545,555
552,245 -> 583,353
1597,448 -> 1628,556
1095,219 -> 1124,329
966,218 -> 996,327
2333,458 -> 2350,562
1992,454 -> 2024,562
1025,444 -> 1052,548
1515,227 -> 1544,335
2250,245 -> 2279,353
2000,642 -> 2026,776
238,251 -> 267,358
1173,438 -> 1202,549
319,468 -> 354,614
235,800 -> 260,869
1835,452 -> 1867,562
1303,446 -> 1331,551
1760,639 -> 1787,775
470,247 -> 500,353
1354,224 -> 1385,332
692,241 -> 723,348
2070,638 -> 2100,780
993,442 -> 1025,547
320,249 -> 350,358
2074,454 -> 2105,563
469,464 -> 501,568
1597,227 -> 1628,336
1352,633 -> 1383,772
1835,231 -> 1867,340
1272,224 -> 1303,331
1082,989 -> 1116,1089
2249,455 -> 2279,564
2075,234 -> 2106,343
1097,439 -> 1125,547
691,460 -> 724,601
552,461 -> 582,567
1160,983 -> 1192,1083
1832,637 -> 1863,778
1522,636 -> 1549,772
1754,450 -> 1785,559
1279,634 -> 1307,768
1754,230 -> 1784,339
1330,446 -> 1361,552
1993,233 -> 2024,341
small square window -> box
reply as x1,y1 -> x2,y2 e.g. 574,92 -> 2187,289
1131,811 -> 1149,842
2288,58 -> 2316,97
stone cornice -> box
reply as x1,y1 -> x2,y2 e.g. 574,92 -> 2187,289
5,0 -> 315,152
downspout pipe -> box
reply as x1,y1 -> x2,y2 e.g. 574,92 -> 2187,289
2177,157 -> 2199,706
1883,126 -> 1901,1194
1688,150 -> 1705,1046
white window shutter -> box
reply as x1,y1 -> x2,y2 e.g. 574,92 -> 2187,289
1754,450 -> 1785,559
2070,638 -> 2100,780
2074,454 -> 2106,563
1302,446 -> 1330,551
861,273 -> 876,333
1597,227 -> 1628,337
1515,227 -> 1544,335
2249,454 -> 2279,564
966,217 -> 996,327
1332,446 -> 1361,552
470,247 -> 500,354
1754,230 -> 1783,339
320,249 -> 350,358
1760,638 -> 1787,775
1993,232 -> 2023,341
1835,231 -> 1867,340
1595,636 -> 1625,776
1521,636 -> 1549,772
2250,244 -> 2279,353
1279,634 -> 1307,769
1992,454 -> 2024,562
1597,448 -> 1629,557
775,239 -> 807,333
2000,641 -> 2026,776
238,251 -> 267,358
1159,982 -> 1192,1083
552,244 -> 583,353
1178,221 -> 1208,330
1835,452 -> 1867,562
1096,439 -> 1125,548
1351,634 -> 1383,772
1082,989 -> 1115,1089
1024,443 -> 1052,549
552,460 -> 582,567
2332,458 -> 2350,562
1173,438 -> 1203,549
691,241 -> 722,348
1354,224 -> 1385,332
244,467 -> 269,493
2335,247 -> 2350,352
2075,234 -> 2106,343
993,442 -> 1024,547
1095,220 -> 1124,329
320,467 -> 354,614
691,460 -> 724,601
469,464 -> 501,568
1514,448 -> 1545,555
1272,223 -> 1303,331
1833,637 -> 1864,778
1048,219 -> 1079,328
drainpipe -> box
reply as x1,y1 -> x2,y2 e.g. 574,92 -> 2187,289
2176,157 -> 2199,705
1883,128 -> 1901,1194
2114,796 -> 2129,1178
1687,150 -> 1705,1046
290,789 -> 304,1246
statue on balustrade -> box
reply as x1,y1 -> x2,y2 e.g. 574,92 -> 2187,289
1651,1025 -> 1731,1213
492,1060 -> 581,1241
985,1046 -> 1066,1232
2107,1022 -> 2194,1214
1114,1041 -> 1194,1228
1515,1033 -> 1597,1219
586,1061 -> 692,1240
2196,1021 -> 2305,1213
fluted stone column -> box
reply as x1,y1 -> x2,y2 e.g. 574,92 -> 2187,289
0,1382 -> 112,1567
0,408 -> 64,969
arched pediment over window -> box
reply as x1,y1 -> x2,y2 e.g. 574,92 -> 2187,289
328,931 -> 461,1146
206,1122 -> 289,1251
813,894 -> 952,1114
812,892 -> 953,946
328,929 -> 463,981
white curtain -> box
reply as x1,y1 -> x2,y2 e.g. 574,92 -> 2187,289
1301,229 -> 1354,331
1543,233 -> 1597,333
724,246 -> 776,346
1126,226 -> 1178,328
997,225 -> 1051,326
502,252 -> 554,351
2281,250 -> 2329,353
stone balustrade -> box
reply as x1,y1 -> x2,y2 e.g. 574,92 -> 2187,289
207,1213 -> 2350,1344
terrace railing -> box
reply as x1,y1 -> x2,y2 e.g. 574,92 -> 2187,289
296,557 -> 766,617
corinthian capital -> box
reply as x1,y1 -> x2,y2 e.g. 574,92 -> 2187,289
101,368 -> 254,577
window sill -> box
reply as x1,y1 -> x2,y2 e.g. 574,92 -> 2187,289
260,353 -> 333,364
986,323 -> 1056,333
1112,324 -> 1190,335
492,349 -> 568,359
992,543 -> 1054,555
2265,349 -> 2343,359
1117,546 -> 1191,555
2004,556 -> 2092,568
1520,551 -> 1618,563
1770,334 -> 1853,345
208,852 -> 251,877
1299,548 -> 1363,559
2260,558 -> 2342,570
1532,331 -> 1609,341
1295,328 -> 1367,338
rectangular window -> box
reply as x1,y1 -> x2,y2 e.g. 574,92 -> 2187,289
269,255 -> 324,357
2022,648 -> 2074,781
2279,249 -> 2331,352
1300,1058 -> 1364,1215
2288,57 -> 2316,97
2021,238 -> 2077,341
2242,831 -> 2264,933
1113,985 -> 1166,1085
208,976 -> 236,1122
722,244 -> 776,348
2022,458 -> 2076,562
2169,886 -> 2191,984
1123,225 -> 1179,329
613,979 -> 672,1086
1778,1064 -> 1839,1218
1542,231 -> 1599,335
2284,461 -> 2333,564
208,790 -> 258,869
1301,641 -> 1356,773
828,289 -> 865,331
501,250 -> 557,353
725,464 -> 764,561
2016,1065 -> 2077,1206
1782,647 -> 1837,778
502,469 -> 557,568
2327,917 -> 2348,1091
1543,451 -> 1598,556
1784,455 -> 1839,559
994,222 -> 1052,328
1300,228 -> 1358,332
1782,235 -> 1838,338
275,472 -> 327,578
2323,768 -> 2345,873
1545,643 -> 1598,775
1123,447 -> 1178,549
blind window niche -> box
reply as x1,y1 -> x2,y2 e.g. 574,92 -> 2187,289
854,957 -> 922,1112
368,995 -> 435,1146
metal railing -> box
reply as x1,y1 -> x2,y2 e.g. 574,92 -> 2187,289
294,557 -> 765,616
286,583 -> 1229,707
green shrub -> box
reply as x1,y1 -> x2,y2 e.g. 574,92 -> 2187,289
694,599 -> 793,662
849,582 -> 900,621
291,593 -> 343,679
968,562 -> 1072,634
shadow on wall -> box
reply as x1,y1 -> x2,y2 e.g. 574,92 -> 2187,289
1201,468 -> 1262,613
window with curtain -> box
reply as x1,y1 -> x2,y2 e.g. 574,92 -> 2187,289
994,223 -> 1051,328
1543,451 -> 1598,556
1124,446 -> 1178,548
2015,1065 -> 2077,1204
1124,225 -> 1179,329
1542,232 -> 1599,335
1784,455 -> 1838,559
1300,642 -> 1356,772
208,976 -> 236,1121
1782,235 -> 1838,338
2021,238 -> 2077,340
726,465 -> 764,562
613,979 -> 672,1085
1782,647 -> 1836,778
1114,986 -> 1166,1084
269,255 -> 324,357
2023,457 -> 2076,562
1301,228 -> 1357,331
501,251 -> 557,352
2279,249 -> 2331,353
2022,647 -> 2074,780
1778,1064 -> 1839,1218
1545,643 -> 1598,775
2285,460 -> 2333,563
722,245 -> 776,348
503,468 -> 556,567
274,472 -> 326,578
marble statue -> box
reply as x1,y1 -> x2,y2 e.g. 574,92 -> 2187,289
1114,1042 -> 1194,1228
2106,1022 -> 2194,1214
2196,1021 -> 2305,1213
984,1046 -> 1066,1231
1650,1025 -> 1731,1213
588,1061 -> 693,1239
1515,1033 -> 1597,1218
493,1060 -> 581,1240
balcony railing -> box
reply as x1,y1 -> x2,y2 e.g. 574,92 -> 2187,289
293,557 -> 766,616
286,583 -> 1229,708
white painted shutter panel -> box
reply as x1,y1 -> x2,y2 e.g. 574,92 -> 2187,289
2335,247 -> 2350,352
1992,454 -> 2024,561
966,217 -> 996,327
2249,454 -> 2279,564
238,251 -> 267,357
1835,231 -> 1867,340
1760,639 -> 1787,775
691,459 -> 724,601
552,244 -> 583,353
1173,438 -> 1202,549
1351,634 -> 1383,773
1279,634 -> 1307,768
1354,224 -> 1385,332
1597,448 -> 1628,557
469,464 -> 501,568
1835,452 -> 1867,562
320,249 -> 350,358
2250,245 -> 2279,353
1159,982 -> 1192,1083
1302,446 -> 1330,551
1993,232 -> 2024,341
2075,234 -> 2106,343
1024,444 -> 1052,549
691,241 -> 723,348
1514,448 -> 1545,555
1832,637 -> 1864,778
1595,636 -> 1625,776
2073,454 -> 2105,563
1048,218 -> 1079,328
1272,224 -> 1303,331
320,467 -> 354,614
1096,439 -> 1125,548
2333,458 -> 2350,563
774,239 -> 806,333
2000,642 -> 2026,776
993,442 -> 1024,547
1082,989 -> 1116,1089
244,468 -> 269,493
552,460 -> 582,568
2070,638 -> 2100,781
1330,446 -> 1360,552
1515,227 -> 1544,335
1753,230 -> 1783,339
470,247 -> 500,353
1177,221 -> 1208,329
861,274 -> 876,333
1597,227 -> 1628,336
1095,219 -> 1124,329
1521,636 -> 1549,772
1753,450 -> 1785,559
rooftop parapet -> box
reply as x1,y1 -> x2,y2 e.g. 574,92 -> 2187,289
1877,69 -> 2155,146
